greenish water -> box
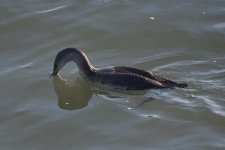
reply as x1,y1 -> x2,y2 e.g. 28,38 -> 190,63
0,0 -> 225,150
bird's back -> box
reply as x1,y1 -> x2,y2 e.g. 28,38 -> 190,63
94,68 -> 165,90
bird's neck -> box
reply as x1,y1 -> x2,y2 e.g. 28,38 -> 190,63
73,53 -> 96,80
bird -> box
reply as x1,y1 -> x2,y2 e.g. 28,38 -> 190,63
50,48 -> 187,90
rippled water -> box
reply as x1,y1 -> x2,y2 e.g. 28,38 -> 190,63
1,0 -> 225,150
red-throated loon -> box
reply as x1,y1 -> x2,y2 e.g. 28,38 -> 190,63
51,48 -> 187,90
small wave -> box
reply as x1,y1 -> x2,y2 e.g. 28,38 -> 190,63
213,22 -> 225,29
0,62 -> 33,76
198,95 -> 225,117
37,5 -> 67,14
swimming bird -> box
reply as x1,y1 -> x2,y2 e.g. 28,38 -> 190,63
51,48 -> 187,90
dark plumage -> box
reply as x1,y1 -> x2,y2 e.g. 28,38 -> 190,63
51,48 -> 187,90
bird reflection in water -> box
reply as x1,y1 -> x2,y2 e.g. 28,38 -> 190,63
52,75 -> 92,110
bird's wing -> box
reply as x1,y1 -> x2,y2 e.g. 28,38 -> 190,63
96,71 -> 165,89
114,66 -> 155,79
114,66 -> 187,88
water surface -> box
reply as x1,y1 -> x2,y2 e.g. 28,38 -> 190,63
0,0 -> 225,150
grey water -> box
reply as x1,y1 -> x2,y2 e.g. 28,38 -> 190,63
0,0 -> 225,150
